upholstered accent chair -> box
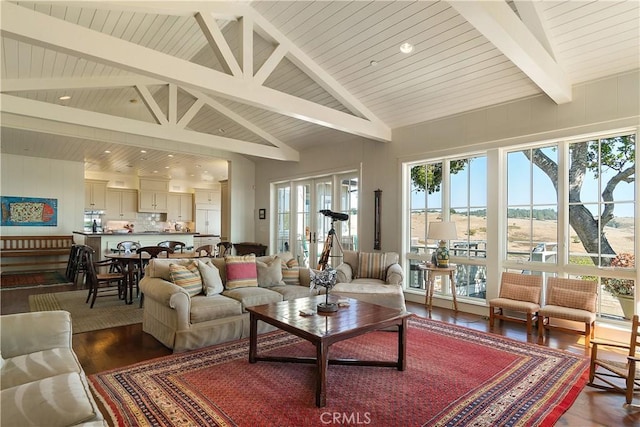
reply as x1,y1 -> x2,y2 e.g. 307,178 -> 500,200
489,272 -> 543,335
538,277 -> 598,347
333,250 -> 406,312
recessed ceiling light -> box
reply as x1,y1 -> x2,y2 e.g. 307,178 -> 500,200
153,170 -> 158,173
104,150 -> 111,154
140,150 -> 147,153
141,157 -> 147,161
165,166 -> 170,169
218,128 -> 226,134
59,95 -> 71,100
369,60 -> 379,67
400,42 -> 414,54
168,154 -> 174,158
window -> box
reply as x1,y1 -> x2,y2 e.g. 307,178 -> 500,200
273,171 -> 359,268
403,130 -> 636,322
506,145 -> 558,264
406,156 -> 488,300
567,134 -> 636,320
450,156 -> 488,299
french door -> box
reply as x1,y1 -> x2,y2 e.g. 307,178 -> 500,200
275,172 -> 358,268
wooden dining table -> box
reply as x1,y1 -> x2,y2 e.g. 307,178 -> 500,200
105,251 -> 204,304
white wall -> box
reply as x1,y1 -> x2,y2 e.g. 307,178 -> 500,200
256,70 -> 639,256
0,154 -> 85,235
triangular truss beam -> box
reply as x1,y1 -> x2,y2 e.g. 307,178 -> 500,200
0,2 -> 391,163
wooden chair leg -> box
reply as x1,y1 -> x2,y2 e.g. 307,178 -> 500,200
489,307 -> 494,327
526,313 -> 532,335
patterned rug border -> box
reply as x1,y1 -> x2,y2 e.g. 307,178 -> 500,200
89,317 -> 588,427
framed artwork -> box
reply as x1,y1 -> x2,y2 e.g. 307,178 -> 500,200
259,208 -> 266,220
1,196 -> 58,226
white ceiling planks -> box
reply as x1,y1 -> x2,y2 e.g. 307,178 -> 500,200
0,0 -> 638,179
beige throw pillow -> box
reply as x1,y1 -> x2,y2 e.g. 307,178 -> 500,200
549,287 -> 596,311
198,260 -> 224,295
499,282 -> 540,304
257,256 -> 284,287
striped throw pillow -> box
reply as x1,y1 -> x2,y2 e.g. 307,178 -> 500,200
225,255 -> 258,289
169,262 -> 203,297
356,252 -> 387,280
282,267 -> 301,286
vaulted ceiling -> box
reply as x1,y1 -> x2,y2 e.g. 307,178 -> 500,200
1,1 -> 638,181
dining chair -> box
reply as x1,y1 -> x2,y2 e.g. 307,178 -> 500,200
137,246 -> 174,307
116,240 -> 141,254
216,241 -> 232,257
158,240 -> 186,253
588,315 -> 640,406
66,244 -> 86,284
488,272 -> 543,335
82,246 -> 126,308
195,244 -> 213,257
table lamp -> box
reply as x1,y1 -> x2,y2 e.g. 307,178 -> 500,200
427,221 -> 457,268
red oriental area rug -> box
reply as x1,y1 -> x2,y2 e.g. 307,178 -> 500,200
89,317 -> 588,427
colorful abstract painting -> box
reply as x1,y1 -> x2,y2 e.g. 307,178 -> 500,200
1,196 -> 58,226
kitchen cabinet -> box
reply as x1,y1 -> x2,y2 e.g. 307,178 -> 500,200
138,178 -> 168,213
84,180 -> 108,210
194,188 -> 221,206
167,193 -> 193,222
195,207 -> 221,235
138,191 -> 167,213
105,189 -> 138,220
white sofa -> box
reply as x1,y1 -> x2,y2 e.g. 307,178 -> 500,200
0,311 -> 106,427
334,250 -> 407,312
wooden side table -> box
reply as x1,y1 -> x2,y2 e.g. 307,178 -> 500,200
418,264 -> 458,314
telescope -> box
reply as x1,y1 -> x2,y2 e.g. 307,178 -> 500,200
320,209 -> 349,221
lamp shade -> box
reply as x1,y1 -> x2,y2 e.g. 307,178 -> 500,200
427,221 -> 457,241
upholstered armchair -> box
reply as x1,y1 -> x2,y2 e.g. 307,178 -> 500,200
333,250 -> 406,312
336,250 -> 404,286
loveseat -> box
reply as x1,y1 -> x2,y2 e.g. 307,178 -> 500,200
334,250 -> 406,312
0,311 -> 106,426
140,252 -> 321,352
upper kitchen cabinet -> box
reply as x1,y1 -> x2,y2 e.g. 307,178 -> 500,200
194,188 -> 221,207
138,178 -> 169,213
167,193 -> 193,222
106,188 -> 138,220
84,180 -> 108,210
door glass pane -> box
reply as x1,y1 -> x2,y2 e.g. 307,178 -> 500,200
315,179 -> 333,268
276,185 -> 290,253
338,175 -> 358,251
295,183 -> 311,267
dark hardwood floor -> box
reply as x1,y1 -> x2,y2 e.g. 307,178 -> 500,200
1,283 -> 638,426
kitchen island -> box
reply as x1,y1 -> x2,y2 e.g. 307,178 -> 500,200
73,231 -> 196,259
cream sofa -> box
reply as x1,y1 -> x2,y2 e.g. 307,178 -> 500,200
334,250 -> 407,312
140,253 -> 320,352
140,251 -> 408,353
0,311 -> 106,427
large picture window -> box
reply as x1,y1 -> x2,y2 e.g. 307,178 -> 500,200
403,130 -> 636,322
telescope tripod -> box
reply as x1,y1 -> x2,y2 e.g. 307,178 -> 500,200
317,218 -> 344,270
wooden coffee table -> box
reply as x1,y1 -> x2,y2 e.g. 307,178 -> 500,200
247,295 -> 412,407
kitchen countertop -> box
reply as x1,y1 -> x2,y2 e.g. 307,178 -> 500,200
73,231 -> 198,236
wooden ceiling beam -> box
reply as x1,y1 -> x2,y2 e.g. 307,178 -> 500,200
448,0 -> 571,104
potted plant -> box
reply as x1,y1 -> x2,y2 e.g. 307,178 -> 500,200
602,253 -> 635,319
